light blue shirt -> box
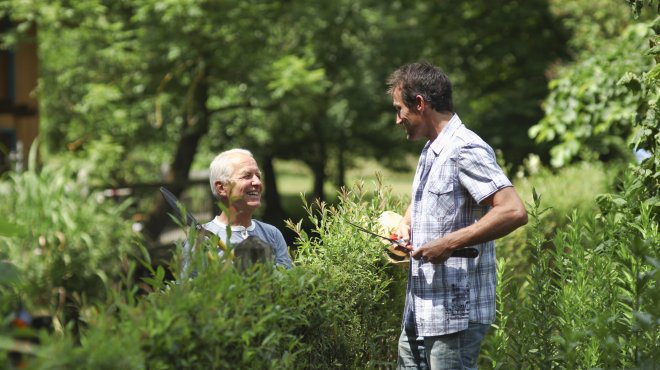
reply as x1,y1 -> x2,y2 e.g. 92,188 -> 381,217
183,218 -> 293,276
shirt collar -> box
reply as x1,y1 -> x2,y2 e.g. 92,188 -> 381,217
428,113 -> 462,156
212,217 -> 256,232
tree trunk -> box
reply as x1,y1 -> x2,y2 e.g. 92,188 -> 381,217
142,65 -> 210,244
337,131 -> 346,190
311,139 -> 326,203
312,160 -> 325,202
261,154 -> 288,224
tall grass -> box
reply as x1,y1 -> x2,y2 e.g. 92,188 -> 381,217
496,161 -> 617,280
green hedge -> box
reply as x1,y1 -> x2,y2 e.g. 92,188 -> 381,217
0,161 -> 137,324
19,179 -> 407,369
3,159 -> 656,369
481,164 -> 658,368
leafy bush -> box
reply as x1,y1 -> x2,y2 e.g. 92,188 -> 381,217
482,186 -> 658,369
484,15 -> 660,368
288,178 -> 408,366
497,160 -> 617,274
24,177 -> 407,369
0,159 -> 137,327
5,159 -> 656,369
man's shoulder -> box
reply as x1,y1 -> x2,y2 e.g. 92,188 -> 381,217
253,220 -> 282,235
454,124 -> 488,146
202,220 -> 221,234
444,125 -> 495,160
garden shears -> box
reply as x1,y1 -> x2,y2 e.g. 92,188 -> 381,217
346,221 -> 479,258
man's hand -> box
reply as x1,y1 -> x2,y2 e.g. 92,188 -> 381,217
395,206 -> 413,252
411,234 -> 458,264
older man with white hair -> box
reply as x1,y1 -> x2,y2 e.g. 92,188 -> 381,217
184,148 -> 292,273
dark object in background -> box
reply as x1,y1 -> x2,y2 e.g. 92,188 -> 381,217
159,186 -> 202,230
8,306 -> 52,369
233,236 -> 274,272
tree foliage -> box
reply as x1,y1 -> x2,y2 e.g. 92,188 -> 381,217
529,1 -> 657,167
413,0 -> 568,165
4,0 -> 639,243
530,22 -> 655,167
3,0 -> 572,186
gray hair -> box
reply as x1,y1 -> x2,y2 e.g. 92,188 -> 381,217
209,148 -> 254,199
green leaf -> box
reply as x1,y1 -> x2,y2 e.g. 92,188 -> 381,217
618,72 -> 642,92
0,261 -> 22,285
0,219 -> 24,237
645,45 -> 660,55
645,63 -> 660,81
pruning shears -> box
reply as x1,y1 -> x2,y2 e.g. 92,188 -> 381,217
159,186 -> 226,250
346,221 -> 409,248
346,221 -> 479,258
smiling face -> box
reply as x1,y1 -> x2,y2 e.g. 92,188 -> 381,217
216,153 -> 263,213
392,87 -> 424,141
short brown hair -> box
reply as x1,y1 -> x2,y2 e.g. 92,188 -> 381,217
387,62 -> 453,113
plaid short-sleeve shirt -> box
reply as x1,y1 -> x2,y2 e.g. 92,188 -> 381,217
404,114 -> 512,336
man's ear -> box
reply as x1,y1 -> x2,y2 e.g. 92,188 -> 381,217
215,181 -> 228,198
415,95 -> 425,112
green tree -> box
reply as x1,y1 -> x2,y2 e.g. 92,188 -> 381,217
3,0 -> 582,243
6,0 -> 311,239
529,22 -> 655,167
417,0 -> 569,166
4,0 -> 421,235
248,0 -> 422,200
528,0 -> 656,167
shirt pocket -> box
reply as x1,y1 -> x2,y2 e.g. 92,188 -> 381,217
424,180 -> 456,219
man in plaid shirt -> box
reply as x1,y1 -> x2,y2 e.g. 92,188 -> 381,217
387,63 -> 528,369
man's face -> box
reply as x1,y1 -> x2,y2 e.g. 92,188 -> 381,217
392,87 -> 423,141
223,154 -> 263,212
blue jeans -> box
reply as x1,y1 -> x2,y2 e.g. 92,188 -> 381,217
397,322 -> 490,370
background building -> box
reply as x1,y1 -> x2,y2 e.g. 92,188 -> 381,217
0,18 -> 38,173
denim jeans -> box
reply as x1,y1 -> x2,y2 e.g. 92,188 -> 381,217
397,322 -> 490,370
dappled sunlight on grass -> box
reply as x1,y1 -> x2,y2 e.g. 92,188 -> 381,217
274,158 -> 414,221
514,161 -> 616,218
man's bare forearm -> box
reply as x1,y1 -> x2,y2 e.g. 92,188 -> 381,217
411,186 -> 528,262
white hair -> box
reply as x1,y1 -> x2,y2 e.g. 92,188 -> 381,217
209,148 -> 254,199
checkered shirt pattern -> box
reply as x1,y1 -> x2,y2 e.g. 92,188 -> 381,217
403,114 -> 512,336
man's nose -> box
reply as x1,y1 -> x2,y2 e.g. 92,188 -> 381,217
251,175 -> 262,185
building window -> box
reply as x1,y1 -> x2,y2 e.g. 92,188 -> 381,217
0,128 -> 16,173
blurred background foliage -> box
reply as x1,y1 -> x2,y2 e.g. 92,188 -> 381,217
1,0 -> 653,236
0,2 -> 578,217
0,0 -> 658,368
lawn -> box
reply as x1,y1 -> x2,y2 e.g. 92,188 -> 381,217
274,158 -> 414,220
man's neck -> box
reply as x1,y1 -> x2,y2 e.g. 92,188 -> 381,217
426,111 -> 454,142
216,210 -> 252,227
